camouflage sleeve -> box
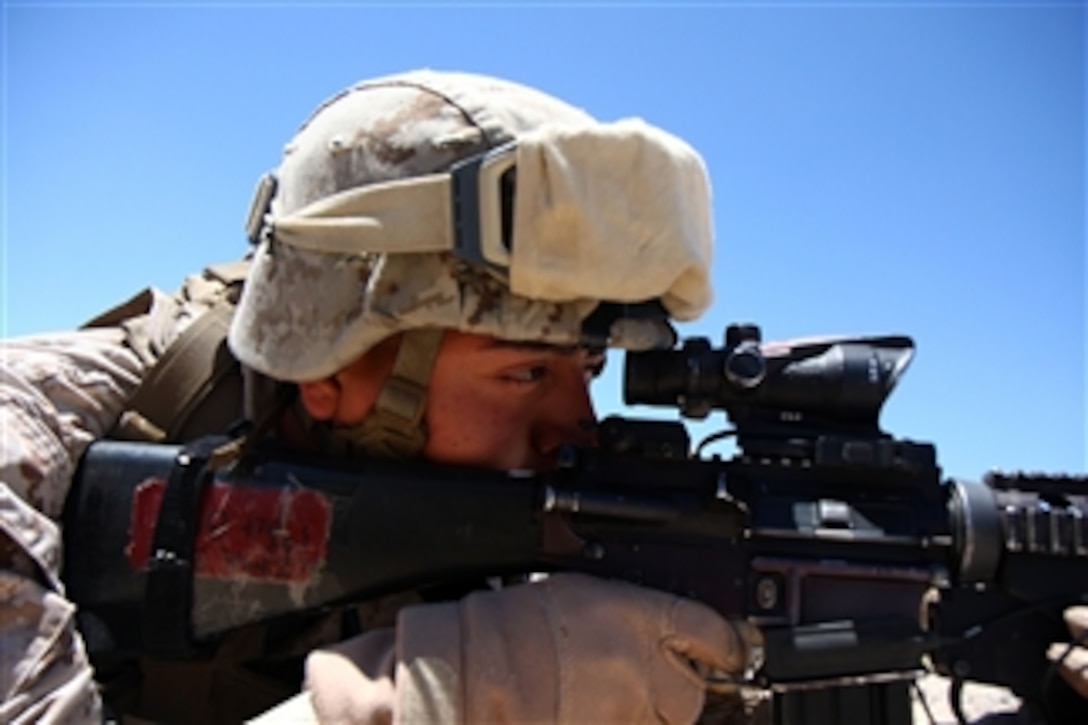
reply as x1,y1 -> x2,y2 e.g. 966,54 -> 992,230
0,327 -> 146,723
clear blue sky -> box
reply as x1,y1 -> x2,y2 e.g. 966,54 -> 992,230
3,1 -> 1085,480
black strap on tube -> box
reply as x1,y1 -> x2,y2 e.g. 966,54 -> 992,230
141,435 -> 230,657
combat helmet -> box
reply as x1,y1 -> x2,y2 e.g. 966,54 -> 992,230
230,69 -> 714,457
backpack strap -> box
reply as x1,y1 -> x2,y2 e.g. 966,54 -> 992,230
99,259 -> 252,443
113,300 -> 238,442
81,288 -> 161,330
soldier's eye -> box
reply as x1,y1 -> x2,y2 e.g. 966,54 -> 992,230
504,365 -> 549,384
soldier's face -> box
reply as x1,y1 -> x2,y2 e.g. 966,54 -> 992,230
298,330 -> 599,470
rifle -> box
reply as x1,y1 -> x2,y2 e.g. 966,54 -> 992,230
63,324 -> 1088,723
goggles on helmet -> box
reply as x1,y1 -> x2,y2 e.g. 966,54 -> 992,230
247,118 -> 712,341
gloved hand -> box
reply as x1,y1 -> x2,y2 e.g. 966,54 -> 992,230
304,573 -> 761,724
1048,605 -> 1088,699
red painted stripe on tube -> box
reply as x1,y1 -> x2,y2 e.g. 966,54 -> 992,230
127,477 -> 331,584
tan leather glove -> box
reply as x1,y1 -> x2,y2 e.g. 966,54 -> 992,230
303,573 -> 761,724
1048,605 -> 1088,699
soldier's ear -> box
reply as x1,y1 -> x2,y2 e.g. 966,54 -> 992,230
298,378 -> 340,421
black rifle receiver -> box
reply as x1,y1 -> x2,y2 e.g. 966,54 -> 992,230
63,323 -> 1088,724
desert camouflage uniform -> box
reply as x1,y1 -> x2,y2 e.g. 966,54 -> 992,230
0,328 -> 125,723
0,270 -> 231,723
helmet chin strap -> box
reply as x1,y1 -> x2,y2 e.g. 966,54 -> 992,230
309,328 -> 445,459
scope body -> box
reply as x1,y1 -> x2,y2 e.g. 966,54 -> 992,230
624,325 -> 914,431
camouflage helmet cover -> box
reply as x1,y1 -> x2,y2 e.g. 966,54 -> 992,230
229,69 -> 712,382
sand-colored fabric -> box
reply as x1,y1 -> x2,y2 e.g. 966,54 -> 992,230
290,574 -> 759,724
267,119 -> 711,319
1,327 -> 149,724
510,118 -> 711,319
229,70 -> 714,383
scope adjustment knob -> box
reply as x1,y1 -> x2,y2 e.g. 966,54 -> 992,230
725,341 -> 766,389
